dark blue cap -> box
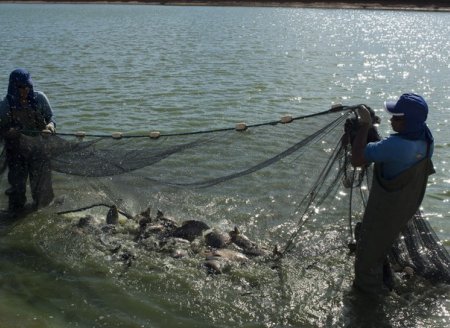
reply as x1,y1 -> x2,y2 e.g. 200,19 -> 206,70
6,68 -> 36,110
384,93 -> 428,123
9,68 -> 33,88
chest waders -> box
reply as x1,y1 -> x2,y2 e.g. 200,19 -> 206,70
5,106 -> 54,212
353,157 -> 435,295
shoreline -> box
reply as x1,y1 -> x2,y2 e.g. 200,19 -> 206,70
1,1 -> 450,12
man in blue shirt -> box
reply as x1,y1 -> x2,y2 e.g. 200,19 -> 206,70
0,68 -> 56,215
351,93 -> 434,295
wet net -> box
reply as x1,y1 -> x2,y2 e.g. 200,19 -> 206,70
1,105 -> 449,286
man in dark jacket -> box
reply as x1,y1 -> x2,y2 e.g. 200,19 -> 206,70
0,68 -> 56,214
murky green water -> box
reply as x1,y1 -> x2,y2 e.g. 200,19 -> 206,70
0,3 -> 449,327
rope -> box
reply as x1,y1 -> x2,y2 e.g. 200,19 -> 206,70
348,168 -> 356,240
57,203 -> 134,220
21,105 -> 358,139
163,110 -> 352,188
274,115 -> 351,259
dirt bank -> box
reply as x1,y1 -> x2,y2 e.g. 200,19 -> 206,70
2,0 -> 450,12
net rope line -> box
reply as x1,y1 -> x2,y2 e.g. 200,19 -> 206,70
54,111 -> 353,234
4,102 -> 450,285
50,106 -> 354,237
16,105 -> 357,255
275,113 -> 375,258
279,146 -> 343,257
273,113 -> 351,258
41,105 -> 351,213
20,105 -> 359,139
156,112 -> 351,188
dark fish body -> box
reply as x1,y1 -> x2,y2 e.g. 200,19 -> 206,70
106,205 -> 119,225
171,220 -> 210,241
154,210 -> 179,232
77,215 -> 93,228
139,206 -> 151,220
229,227 -> 267,257
229,227 -> 254,250
203,258 -> 230,274
204,229 -> 230,248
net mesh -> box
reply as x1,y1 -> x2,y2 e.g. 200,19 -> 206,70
1,105 -> 449,285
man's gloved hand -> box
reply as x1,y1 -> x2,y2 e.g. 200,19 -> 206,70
42,122 -> 56,134
357,105 -> 372,125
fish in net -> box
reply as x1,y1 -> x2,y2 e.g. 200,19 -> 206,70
0,105 -> 449,285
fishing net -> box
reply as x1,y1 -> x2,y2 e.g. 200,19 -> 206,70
1,105 -> 449,287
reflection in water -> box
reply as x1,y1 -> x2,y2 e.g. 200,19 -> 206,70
0,3 -> 449,327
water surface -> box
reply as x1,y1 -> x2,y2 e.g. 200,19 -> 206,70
0,3 -> 449,327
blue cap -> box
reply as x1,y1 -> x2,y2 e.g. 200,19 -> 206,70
384,93 -> 428,123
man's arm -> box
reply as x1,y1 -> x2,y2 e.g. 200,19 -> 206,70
35,91 -> 56,133
351,106 -> 372,167
0,99 -> 13,139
